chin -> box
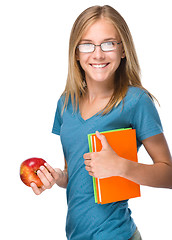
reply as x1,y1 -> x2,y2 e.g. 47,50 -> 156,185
90,74 -> 114,83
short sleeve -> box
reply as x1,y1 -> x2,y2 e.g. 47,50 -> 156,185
130,92 -> 163,142
52,98 -> 63,135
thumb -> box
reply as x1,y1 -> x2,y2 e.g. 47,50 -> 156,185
96,131 -> 110,150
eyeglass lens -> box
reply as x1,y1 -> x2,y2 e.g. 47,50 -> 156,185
78,41 -> 118,53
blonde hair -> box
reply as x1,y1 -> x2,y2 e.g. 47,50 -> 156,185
62,5 -> 154,114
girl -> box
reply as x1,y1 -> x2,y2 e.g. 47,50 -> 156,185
31,5 -> 172,240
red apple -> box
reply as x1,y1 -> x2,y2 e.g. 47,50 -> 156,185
20,157 -> 46,187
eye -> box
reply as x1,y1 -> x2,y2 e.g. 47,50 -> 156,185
78,43 -> 94,53
104,41 -> 115,46
82,43 -> 93,47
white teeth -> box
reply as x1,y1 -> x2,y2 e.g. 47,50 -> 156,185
91,64 -> 108,68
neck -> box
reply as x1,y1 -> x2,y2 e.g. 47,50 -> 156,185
85,79 -> 115,102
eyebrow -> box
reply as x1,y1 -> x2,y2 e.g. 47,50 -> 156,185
80,38 -> 118,43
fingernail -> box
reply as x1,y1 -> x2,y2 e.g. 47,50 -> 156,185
30,183 -> 35,187
40,166 -> 44,171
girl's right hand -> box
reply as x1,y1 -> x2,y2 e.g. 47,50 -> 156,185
30,162 -> 62,195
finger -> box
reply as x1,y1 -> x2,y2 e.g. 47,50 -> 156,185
84,159 -> 91,166
85,165 -> 92,172
37,170 -> 52,189
83,153 -> 92,160
88,171 -> 94,177
44,162 -> 59,180
96,131 -> 109,149
30,182 -> 43,195
40,165 -> 54,183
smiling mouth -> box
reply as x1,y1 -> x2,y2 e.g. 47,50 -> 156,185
90,63 -> 110,68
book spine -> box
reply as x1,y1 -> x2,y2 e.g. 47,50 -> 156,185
88,134 -> 98,203
93,135 -> 102,203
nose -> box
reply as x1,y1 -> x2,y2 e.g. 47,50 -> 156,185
92,45 -> 105,59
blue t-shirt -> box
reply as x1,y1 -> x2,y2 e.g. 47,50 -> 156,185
52,86 -> 163,240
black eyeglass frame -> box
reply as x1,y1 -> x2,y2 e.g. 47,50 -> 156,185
77,41 -> 122,53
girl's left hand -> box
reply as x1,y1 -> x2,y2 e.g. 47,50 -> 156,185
83,131 -> 124,178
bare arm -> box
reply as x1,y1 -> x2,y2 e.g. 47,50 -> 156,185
122,133 -> 172,188
55,158 -> 68,189
84,132 -> 172,189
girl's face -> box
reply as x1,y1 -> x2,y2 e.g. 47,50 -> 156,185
77,18 -> 125,86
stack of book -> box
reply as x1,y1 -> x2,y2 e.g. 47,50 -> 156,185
88,128 -> 141,204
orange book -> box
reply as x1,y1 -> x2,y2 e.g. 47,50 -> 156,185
88,128 -> 141,204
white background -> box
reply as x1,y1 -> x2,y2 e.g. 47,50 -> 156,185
0,0 -> 172,239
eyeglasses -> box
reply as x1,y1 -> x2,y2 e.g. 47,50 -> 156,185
77,41 -> 122,53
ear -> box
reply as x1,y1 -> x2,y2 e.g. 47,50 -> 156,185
120,43 -> 126,59
121,49 -> 126,59
76,48 -> 80,61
